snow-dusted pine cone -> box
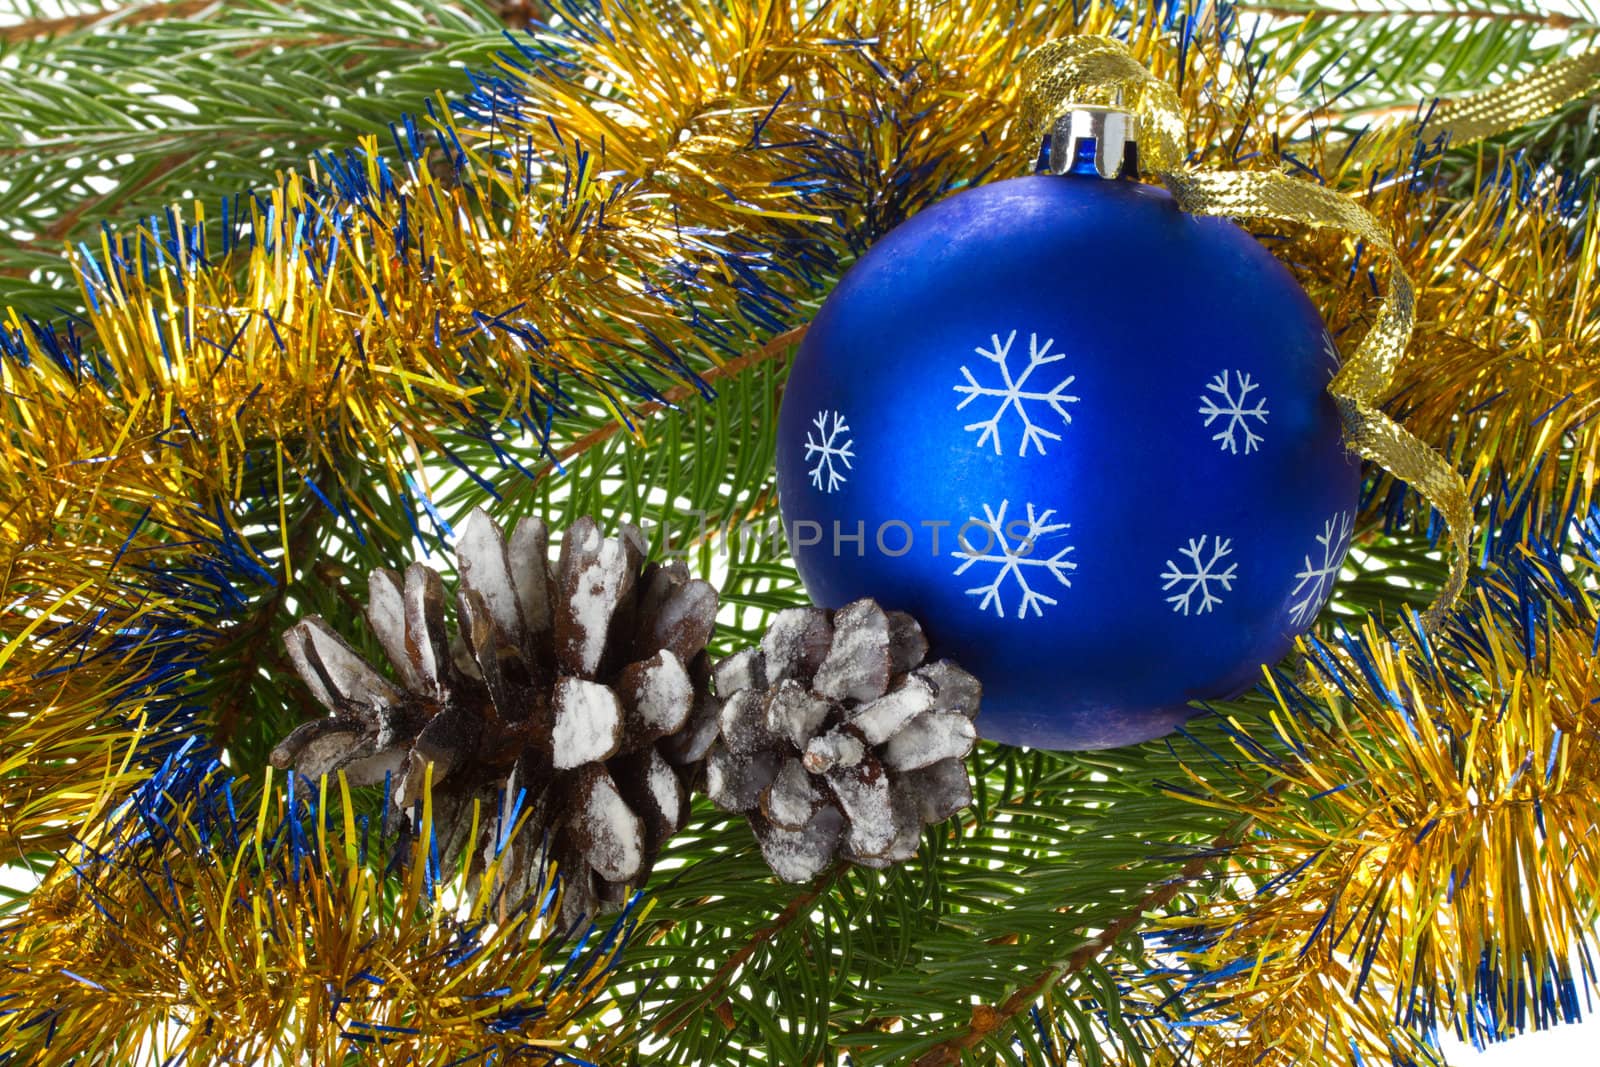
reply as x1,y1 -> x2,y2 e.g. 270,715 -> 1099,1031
706,599 -> 980,882
270,508 -> 720,923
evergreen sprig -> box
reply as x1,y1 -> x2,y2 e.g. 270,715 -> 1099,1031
1247,0 -> 1600,123
0,0 -> 514,320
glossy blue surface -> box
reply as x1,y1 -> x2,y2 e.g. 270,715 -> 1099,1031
775,174 -> 1361,750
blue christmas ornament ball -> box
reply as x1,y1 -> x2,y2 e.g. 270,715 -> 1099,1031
775,172 -> 1360,750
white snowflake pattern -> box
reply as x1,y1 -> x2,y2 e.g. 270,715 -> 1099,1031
954,330 -> 1079,457
1289,510 -> 1353,626
1198,370 -> 1269,455
953,500 -> 1077,619
1161,535 -> 1238,616
804,410 -> 854,494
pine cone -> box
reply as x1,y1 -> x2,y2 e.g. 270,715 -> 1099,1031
706,599 -> 979,882
270,508 -> 720,924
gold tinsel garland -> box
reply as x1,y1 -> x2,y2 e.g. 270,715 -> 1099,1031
1147,556 -> 1600,1064
2,3 -> 1206,1055
2,762 -> 639,1063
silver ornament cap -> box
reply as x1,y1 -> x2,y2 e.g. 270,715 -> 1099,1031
1044,104 -> 1139,179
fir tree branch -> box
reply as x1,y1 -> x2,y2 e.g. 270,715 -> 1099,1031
539,325 -> 808,483
650,870 -> 840,1041
0,151 -> 184,264
909,827 -> 1237,1067
0,0 -> 514,317
1249,0 -> 1600,125
1240,1 -> 1594,31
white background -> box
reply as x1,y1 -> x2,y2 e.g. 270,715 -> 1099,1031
1443,1023 -> 1593,1064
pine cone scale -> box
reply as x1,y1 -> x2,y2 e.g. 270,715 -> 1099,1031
812,600 -> 891,703
570,766 -> 647,885
759,759 -> 821,830
850,676 -> 935,745
826,755 -> 896,859
456,509 -> 524,640
554,517 -> 637,679
271,716 -> 382,783
401,562 -> 450,693
507,515 -> 552,639
368,568 -> 425,693
618,649 -> 693,741
285,617 -> 403,714
760,607 -> 832,684
646,578 -> 719,666
768,678 -> 830,749
755,807 -> 844,884
552,677 -> 624,769
706,746 -> 780,812
883,712 -> 977,771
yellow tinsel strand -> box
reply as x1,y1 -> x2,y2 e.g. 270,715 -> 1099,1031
0,341 -> 222,858
1383,168 -> 1600,520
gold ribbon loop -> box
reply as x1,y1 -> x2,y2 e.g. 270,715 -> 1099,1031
1022,36 -> 1473,625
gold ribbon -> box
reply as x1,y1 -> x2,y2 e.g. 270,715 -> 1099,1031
1020,37 -> 1473,625
1423,47 -> 1600,149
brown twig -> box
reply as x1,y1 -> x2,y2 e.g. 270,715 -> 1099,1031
495,0 -> 548,31
650,870 -> 838,1039
0,0 -> 214,43
0,1 -> 487,260
535,324 -> 809,484
908,837 -> 1233,1066
43,154 -> 186,251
